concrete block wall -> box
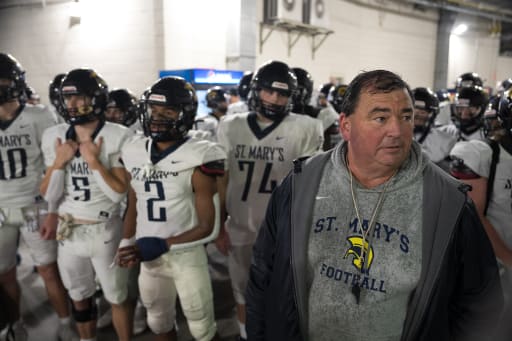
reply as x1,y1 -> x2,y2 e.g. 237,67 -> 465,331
0,0 -> 510,106
0,0 -> 164,105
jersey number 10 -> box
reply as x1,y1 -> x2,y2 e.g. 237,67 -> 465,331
0,148 -> 27,180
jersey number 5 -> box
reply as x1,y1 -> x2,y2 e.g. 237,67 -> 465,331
71,176 -> 91,201
238,161 -> 276,201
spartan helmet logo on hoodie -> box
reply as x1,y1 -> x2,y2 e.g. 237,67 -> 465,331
344,236 -> 375,274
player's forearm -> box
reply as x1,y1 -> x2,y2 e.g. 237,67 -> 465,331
122,188 -> 137,239
90,163 -> 127,194
40,165 -> 61,197
480,215 -> 512,266
165,223 -> 214,247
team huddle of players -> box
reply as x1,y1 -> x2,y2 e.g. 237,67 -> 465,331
1,51 -> 512,341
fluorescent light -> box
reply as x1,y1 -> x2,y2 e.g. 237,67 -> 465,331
452,23 -> 468,35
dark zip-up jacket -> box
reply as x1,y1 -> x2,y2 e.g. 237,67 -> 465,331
246,150 -> 503,341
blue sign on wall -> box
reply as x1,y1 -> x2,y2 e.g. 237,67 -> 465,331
159,69 -> 243,85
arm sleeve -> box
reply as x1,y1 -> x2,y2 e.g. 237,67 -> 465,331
246,174 -> 292,340
301,119 -> 324,157
451,200 -> 503,341
41,128 -> 57,167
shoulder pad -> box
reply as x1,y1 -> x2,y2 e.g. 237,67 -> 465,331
199,160 -> 225,177
449,156 -> 480,180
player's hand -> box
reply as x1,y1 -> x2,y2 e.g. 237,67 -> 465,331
116,244 -> 140,268
80,137 -> 103,167
136,237 -> 169,262
40,213 -> 58,240
54,138 -> 78,168
215,226 -> 231,255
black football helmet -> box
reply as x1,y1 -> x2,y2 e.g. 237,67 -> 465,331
141,76 -> 196,142
248,60 -> 297,120
497,78 -> 512,95
205,86 -> 228,113
455,72 -> 483,90
25,85 -> 40,104
436,89 -> 450,103
0,53 -> 27,105
238,71 -> 253,101
49,73 -> 66,116
453,86 -> 488,135
329,84 -> 348,113
412,87 -> 439,133
60,68 -> 108,125
317,82 -> 333,107
292,67 -> 314,109
497,90 -> 512,136
106,89 -> 139,127
483,95 -> 503,139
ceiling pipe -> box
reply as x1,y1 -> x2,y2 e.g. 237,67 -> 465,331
403,0 -> 512,24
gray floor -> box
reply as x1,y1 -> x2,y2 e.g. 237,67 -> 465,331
5,241 -> 239,341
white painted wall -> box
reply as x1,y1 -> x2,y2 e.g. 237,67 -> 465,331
256,0 -> 439,90
448,32 -> 504,90
0,0 -> 164,105
163,0 -> 239,70
0,0 -> 510,106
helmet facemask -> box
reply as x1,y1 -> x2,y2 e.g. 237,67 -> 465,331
0,79 -> 24,105
250,87 -> 293,121
143,104 -> 189,142
60,69 -> 108,125
141,77 -> 196,142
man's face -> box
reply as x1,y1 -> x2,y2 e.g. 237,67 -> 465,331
340,88 -> 414,170
413,108 -> 430,129
455,105 -> 480,120
259,88 -> 289,106
105,106 -> 124,124
0,78 -> 16,106
148,104 -> 178,133
63,94 -> 93,117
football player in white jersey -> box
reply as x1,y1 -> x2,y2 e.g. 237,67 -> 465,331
291,67 -> 339,150
39,68 -> 132,341
216,60 -> 323,340
412,87 -> 456,170
449,92 -> 512,337
0,53 -> 77,341
105,88 -> 142,134
102,87 -> 146,334
227,71 -> 251,116
194,86 -> 228,141
439,86 -> 488,142
48,73 -> 67,124
117,76 -> 224,341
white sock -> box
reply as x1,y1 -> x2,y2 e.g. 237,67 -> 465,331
238,321 -> 247,339
59,316 -> 71,325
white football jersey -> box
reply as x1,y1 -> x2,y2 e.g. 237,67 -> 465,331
316,106 -> 339,132
0,105 -> 57,208
450,140 -> 492,178
194,114 -> 220,141
217,112 -> 324,245
41,121 -> 132,221
414,127 -> 457,163
227,101 -> 248,115
487,145 -> 512,247
122,135 -> 226,239
438,123 -> 486,142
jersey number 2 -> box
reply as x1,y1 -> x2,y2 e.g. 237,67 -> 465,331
145,181 -> 166,221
